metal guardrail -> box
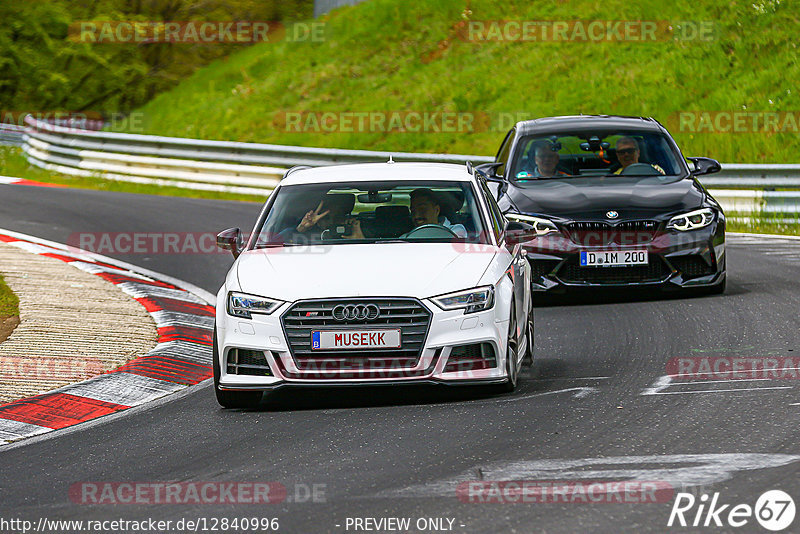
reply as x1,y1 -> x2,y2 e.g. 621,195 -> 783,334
12,116 -> 800,213
0,124 -> 24,147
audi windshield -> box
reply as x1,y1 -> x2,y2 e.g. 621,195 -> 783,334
253,181 -> 490,246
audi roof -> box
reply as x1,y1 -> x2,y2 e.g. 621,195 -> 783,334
279,162 -> 475,186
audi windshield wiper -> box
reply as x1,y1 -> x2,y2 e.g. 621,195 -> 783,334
374,239 -> 411,244
253,243 -> 300,248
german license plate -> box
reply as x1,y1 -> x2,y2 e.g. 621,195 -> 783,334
580,250 -> 648,267
311,329 -> 402,350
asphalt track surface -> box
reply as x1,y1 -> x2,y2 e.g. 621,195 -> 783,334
1,184 -> 799,533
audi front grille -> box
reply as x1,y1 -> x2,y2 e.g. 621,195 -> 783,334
280,298 -> 432,377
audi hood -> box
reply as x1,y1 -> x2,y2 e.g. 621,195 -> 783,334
234,242 -> 499,301
508,175 -> 705,220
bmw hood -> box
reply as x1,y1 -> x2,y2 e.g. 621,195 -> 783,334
235,242 -> 498,301
509,175 -> 705,220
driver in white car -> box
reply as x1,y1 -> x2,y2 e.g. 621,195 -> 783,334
407,188 -> 467,238
342,188 -> 468,240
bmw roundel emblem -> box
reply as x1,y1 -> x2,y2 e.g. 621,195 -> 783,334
606,210 -> 619,219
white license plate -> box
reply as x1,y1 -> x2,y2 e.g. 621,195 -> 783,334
311,329 -> 402,350
580,250 -> 648,267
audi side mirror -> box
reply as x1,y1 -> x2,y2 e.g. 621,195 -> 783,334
217,227 -> 244,259
475,161 -> 505,179
687,157 -> 721,177
505,221 -> 538,245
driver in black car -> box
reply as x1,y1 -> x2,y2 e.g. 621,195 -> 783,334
406,188 -> 467,238
613,136 -> 665,175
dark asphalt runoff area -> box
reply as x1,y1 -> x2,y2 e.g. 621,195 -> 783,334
1,183 -> 799,533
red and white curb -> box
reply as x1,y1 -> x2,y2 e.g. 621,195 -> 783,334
0,175 -> 66,188
0,229 -> 216,445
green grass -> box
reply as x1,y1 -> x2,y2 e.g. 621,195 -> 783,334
0,274 -> 19,318
111,0 -> 799,163
0,147 -> 264,203
727,213 -> 800,236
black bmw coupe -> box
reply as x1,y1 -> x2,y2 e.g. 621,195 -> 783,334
477,115 -> 726,294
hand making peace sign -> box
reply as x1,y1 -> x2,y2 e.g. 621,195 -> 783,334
296,201 -> 330,233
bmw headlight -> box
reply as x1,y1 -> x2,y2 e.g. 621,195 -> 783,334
505,213 -> 559,236
431,286 -> 494,314
227,292 -> 283,319
666,208 -> 716,232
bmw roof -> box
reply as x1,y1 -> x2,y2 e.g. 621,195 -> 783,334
514,115 -> 666,136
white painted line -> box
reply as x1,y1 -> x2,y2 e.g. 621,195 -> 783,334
70,261 -> 150,279
58,372 -> 185,407
675,378 -> 774,385
498,387 -> 600,403
116,282 -> 207,304
148,341 -> 212,364
7,241 -> 61,255
650,386 -> 792,395
150,310 -> 214,330
669,368 -> 800,378
0,419 -> 52,443
790,403 -> 800,406
641,375 -> 672,395
0,176 -> 22,185
530,376 -> 610,381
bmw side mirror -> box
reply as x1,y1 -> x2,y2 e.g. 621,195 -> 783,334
687,157 -> 721,176
505,221 -> 538,245
217,227 -> 244,258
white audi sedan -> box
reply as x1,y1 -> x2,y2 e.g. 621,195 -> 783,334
213,162 -> 535,408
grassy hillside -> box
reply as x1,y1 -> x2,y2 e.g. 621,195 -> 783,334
114,0 -> 798,162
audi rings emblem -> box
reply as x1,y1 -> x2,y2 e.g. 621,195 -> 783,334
332,304 -> 381,322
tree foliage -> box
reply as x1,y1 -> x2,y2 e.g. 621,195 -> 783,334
0,0 -> 313,118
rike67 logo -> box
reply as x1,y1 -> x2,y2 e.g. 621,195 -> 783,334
668,490 -> 795,531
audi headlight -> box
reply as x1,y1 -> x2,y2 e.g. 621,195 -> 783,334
431,286 -> 494,314
227,292 -> 283,319
505,213 -> 559,236
666,208 -> 716,232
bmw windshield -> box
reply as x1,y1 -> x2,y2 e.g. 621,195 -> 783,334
253,180 -> 490,246
509,131 -> 686,181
